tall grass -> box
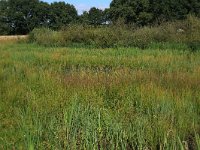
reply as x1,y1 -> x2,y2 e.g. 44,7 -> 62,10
29,15 -> 200,50
0,42 -> 200,149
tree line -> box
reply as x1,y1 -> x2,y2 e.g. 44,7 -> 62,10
0,0 -> 199,35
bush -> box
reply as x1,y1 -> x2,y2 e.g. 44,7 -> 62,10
29,16 -> 200,50
185,15 -> 200,51
29,28 -> 65,47
61,25 -> 129,48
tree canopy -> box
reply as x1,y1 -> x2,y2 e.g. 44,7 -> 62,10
78,7 -> 105,26
49,2 -> 77,30
109,0 -> 200,25
0,0 -> 78,34
0,0 -> 199,35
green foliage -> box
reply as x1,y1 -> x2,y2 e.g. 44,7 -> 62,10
30,25 -> 123,48
29,28 -> 64,47
2,0 -> 41,35
185,15 -> 200,52
49,2 -> 78,30
0,0 -> 9,35
1,0 -> 200,34
78,7 -> 108,26
110,0 -> 153,25
109,0 -> 200,25
0,0 -> 78,35
88,7 -> 104,25
29,16 -> 200,50
78,11 -> 90,25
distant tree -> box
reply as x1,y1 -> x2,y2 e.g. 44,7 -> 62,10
0,0 -> 9,34
0,0 -> 78,35
78,11 -> 89,25
36,1 -> 51,27
88,7 -> 104,26
149,0 -> 200,21
109,0 -> 153,25
49,2 -> 78,29
109,0 -> 200,25
102,8 -> 111,24
11,0 -> 40,34
0,0 -> 41,34
78,7 -> 107,26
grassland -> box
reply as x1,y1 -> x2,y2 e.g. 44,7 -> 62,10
0,41 -> 200,149
0,35 -> 27,43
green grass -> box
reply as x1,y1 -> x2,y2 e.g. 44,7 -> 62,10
0,42 -> 200,149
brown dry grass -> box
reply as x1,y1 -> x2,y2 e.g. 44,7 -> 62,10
0,35 -> 27,43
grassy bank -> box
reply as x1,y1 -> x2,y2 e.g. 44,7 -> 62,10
0,42 -> 200,149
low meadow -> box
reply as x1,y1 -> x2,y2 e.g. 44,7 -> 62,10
0,40 -> 200,149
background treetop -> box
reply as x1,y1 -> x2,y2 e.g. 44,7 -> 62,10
0,0 -> 199,35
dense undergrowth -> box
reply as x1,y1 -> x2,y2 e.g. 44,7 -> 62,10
0,42 -> 200,149
29,15 -> 200,50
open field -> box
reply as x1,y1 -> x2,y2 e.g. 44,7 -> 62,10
0,35 -> 27,43
0,42 -> 200,149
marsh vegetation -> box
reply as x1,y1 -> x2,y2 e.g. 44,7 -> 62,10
0,40 -> 200,149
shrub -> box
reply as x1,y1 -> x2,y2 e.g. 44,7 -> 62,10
185,15 -> 200,51
29,28 -> 65,47
29,15 -> 200,50
61,25 -> 128,48
131,27 -> 155,49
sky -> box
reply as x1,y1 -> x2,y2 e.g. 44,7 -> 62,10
43,0 -> 112,14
